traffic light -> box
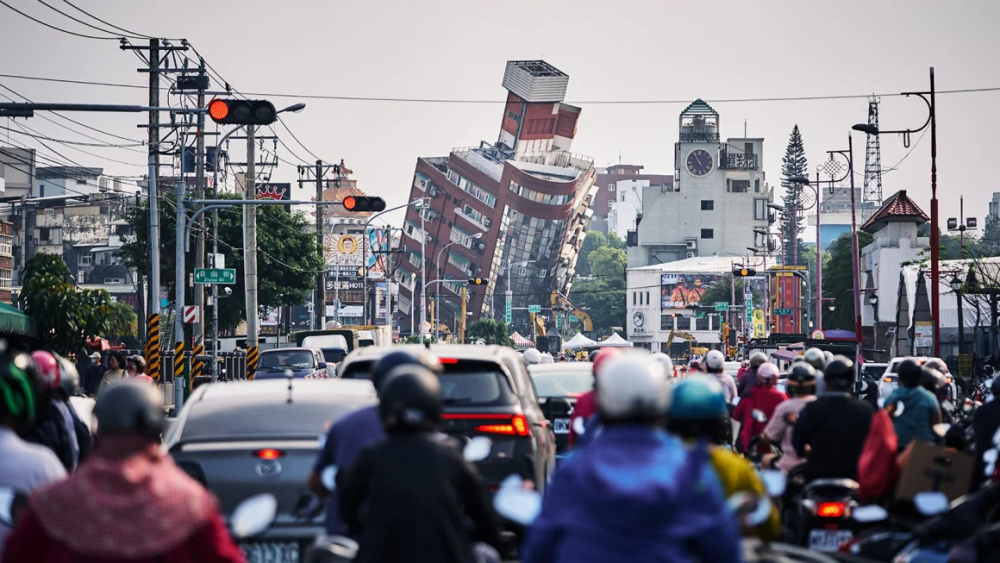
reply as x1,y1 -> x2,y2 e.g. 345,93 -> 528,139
342,196 -> 386,212
732,267 -> 756,277
207,99 -> 277,125
468,278 -> 489,286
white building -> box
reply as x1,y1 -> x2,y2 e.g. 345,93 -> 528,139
628,100 -> 772,267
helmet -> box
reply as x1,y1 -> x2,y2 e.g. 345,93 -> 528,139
920,367 -> 946,394
592,348 -> 622,377
651,353 -> 674,376
668,376 -> 728,420
94,381 -> 165,438
126,354 -> 146,373
897,359 -> 922,388
54,355 -> 79,398
786,362 -> 817,396
749,352 -> 768,369
704,350 -> 725,372
924,358 -> 949,374
0,350 -> 40,424
522,348 -> 542,365
31,351 -> 60,393
824,356 -> 855,391
372,349 -> 441,393
596,352 -> 670,421
378,367 -> 442,433
803,348 -> 826,372
756,362 -> 780,386
823,351 -> 835,365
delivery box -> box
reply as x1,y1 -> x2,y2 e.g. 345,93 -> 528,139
895,440 -> 975,502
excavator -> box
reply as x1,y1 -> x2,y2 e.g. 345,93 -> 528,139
550,291 -> 594,334
665,329 -> 709,360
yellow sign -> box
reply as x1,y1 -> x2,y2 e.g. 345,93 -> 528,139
337,235 -> 358,254
752,309 -> 766,339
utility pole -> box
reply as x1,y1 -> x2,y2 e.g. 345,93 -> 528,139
315,160 -> 326,330
173,127 -> 188,409
192,60 -> 207,373
145,38 -> 162,380
245,125 -> 259,376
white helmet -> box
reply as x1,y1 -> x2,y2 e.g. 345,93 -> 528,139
596,352 -> 671,421
522,348 -> 542,365
705,350 -> 726,372
651,353 -> 674,376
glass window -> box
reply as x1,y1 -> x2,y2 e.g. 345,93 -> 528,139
754,199 -> 768,220
701,229 -> 714,239
609,184 -> 615,191
531,371 -> 594,398
701,200 -> 714,210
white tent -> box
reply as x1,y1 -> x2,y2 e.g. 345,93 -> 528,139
597,332 -> 633,348
561,332 -> 597,350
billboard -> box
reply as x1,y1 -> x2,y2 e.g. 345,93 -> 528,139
255,183 -> 291,200
660,273 -> 723,310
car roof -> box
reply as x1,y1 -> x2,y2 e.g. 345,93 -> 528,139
527,363 -> 593,375
193,378 -> 375,406
259,347 -> 319,354
342,344 -> 520,364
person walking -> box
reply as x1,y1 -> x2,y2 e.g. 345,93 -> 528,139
125,355 -> 155,385
99,352 -> 126,392
82,352 -> 104,397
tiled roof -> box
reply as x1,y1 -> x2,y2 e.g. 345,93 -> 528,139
861,190 -> 929,233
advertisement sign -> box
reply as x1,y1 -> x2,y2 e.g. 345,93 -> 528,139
255,183 -> 291,201
753,309 -> 766,339
325,233 -> 363,267
260,307 -> 279,327
914,321 -> 934,349
366,228 -> 389,277
660,273 -> 724,309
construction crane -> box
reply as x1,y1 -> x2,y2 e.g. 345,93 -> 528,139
665,329 -> 709,359
551,291 -> 594,333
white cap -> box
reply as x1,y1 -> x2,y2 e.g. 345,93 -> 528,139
596,352 -> 671,421
705,350 -> 725,371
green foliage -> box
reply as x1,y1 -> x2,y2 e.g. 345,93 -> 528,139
18,254 -> 114,355
779,125 -> 808,266
466,318 -> 513,346
106,300 -> 138,344
118,193 -> 324,334
404,334 -> 437,344
572,244 -> 626,332
822,231 -> 873,330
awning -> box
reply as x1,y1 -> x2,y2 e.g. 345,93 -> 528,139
0,302 -> 33,336
770,348 -> 802,363
511,332 -> 534,348
562,332 -> 597,350
597,332 -> 633,348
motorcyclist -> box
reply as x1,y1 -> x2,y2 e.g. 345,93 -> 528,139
310,348 -> 442,536
923,357 -> 955,404
5,382 -> 244,562
738,351 -> 768,398
21,350 -> 78,471
521,353 -> 743,563
339,367 -> 504,563
567,348 -> 621,448
0,348 -> 66,559
522,348 -> 542,366
54,356 -> 93,458
733,362 -> 787,455
802,347 -> 828,396
667,375 -> 781,541
651,352 -> 675,378
703,349 -> 738,406
973,375 -> 1000,488
793,356 -> 874,480
762,362 -> 817,473
884,359 -> 940,451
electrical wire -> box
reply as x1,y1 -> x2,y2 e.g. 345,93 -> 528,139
0,0 -> 120,40
59,0 -> 155,40
0,124 -> 145,148
34,0 -> 145,39
0,83 -> 147,145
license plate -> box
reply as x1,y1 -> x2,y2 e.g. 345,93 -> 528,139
240,541 -> 300,563
552,418 -> 570,434
808,529 -> 852,552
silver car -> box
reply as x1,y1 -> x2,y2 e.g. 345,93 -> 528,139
877,357 -> 957,406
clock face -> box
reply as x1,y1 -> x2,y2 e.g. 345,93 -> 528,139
686,149 -> 714,177
632,311 -> 645,328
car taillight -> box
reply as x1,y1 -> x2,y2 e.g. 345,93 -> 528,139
255,448 -> 285,460
439,358 -> 459,364
468,414 -> 530,437
882,376 -> 894,383
817,502 -> 846,518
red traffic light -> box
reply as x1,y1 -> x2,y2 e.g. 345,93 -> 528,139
208,99 -> 229,121
342,196 -> 386,212
206,99 -> 277,125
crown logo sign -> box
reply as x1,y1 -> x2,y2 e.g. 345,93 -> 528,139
256,185 -> 287,200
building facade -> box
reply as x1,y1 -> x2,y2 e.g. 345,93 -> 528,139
396,60 -> 597,336
628,100 -> 772,267
590,164 -> 672,237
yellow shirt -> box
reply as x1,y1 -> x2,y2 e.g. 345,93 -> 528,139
709,446 -> 782,542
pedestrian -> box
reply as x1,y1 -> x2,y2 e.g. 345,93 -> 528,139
99,352 -> 126,391
793,357 -> 874,481
125,355 -> 154,385
82,352 -> 103,397
733,362 -> 787,454
738,352 -> 768,398
762,362 -> 817,473
310,349 -> 442,536
520,353 -> 742,563
339,367 -> 504,563
4,383 -> 245,562
0,349 -> 66,560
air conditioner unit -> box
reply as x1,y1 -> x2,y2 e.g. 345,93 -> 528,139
483,218 -> 492,228
686,251 -> 697,259
685,238 -> 698,250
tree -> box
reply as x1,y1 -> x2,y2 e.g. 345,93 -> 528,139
118,194 -> 324,334
106,300 -> 138,346
575,231 -> 625,278
698,274 -> 763,309
822,232 -> 873,330
779,125 -> 808,266
19,254 -> 114,355
466,318 -> 513,346
571,246 -> 626,332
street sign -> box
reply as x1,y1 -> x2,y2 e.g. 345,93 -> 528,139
715,302 -> 729,312
528,304 -> 542,313
775,308 -> 793,316
182,306 -> 199,324
194,268 -> 236,285
505,301 -> 512,324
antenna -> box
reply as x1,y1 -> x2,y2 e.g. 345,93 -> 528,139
862,96 -> 884,216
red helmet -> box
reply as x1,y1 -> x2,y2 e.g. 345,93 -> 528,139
592,348 -> 623,377
756,362 -> 780,387
31,350 -> 60,391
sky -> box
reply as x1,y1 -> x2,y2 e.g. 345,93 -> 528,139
1,0 -> 999,229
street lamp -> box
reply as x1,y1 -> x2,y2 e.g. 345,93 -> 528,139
851,68 -> 938,355
950,276 -> 965,355
947,196 -> 977,256
362,198 -> 424,325
789,175 -> 827,331
435,233 -> 483,340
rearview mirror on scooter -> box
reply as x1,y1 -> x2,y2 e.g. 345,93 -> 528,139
230,493 -> 278,539
852,505 -> 889,523
759,470 -> 786,497
320,466 -> 338,492
751,409 -> 767,423
913,491 -> 949,516
492,474 -> 542,525
727,491 -> 771,528
463,436 -> 493,462
0,487 -> 18,528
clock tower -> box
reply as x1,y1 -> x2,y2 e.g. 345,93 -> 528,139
674,99 -> 720,193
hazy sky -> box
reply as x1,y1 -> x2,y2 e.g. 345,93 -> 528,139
2,0 -> 999,228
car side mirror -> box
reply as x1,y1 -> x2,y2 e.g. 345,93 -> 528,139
318,362 -> 328,370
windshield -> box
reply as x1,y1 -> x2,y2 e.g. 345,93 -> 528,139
302,335 -> 349,349
259,350 -> 314,370
531,371 -> 593,398
341,360 -> 515,406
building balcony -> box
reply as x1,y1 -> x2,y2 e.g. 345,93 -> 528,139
719,149 -> 759,171
452,147 -> 504,183
679,132 -> 720,142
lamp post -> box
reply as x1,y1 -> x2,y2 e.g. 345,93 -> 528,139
867,291 -> 880,354
852,68 -> 938,355
950,276 -> 965,355
788,175 -> 825,332
434,233 -> 483,340
947,196 -> 977,256
362,198 -> 424,325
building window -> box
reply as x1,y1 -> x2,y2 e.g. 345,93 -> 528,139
646,291 -> 650,305
728,179 -> 750,193
633,292 -> 636,306
701,229 -> 714,239
701,200 -> 714,210
609,184 -> 615,192
754,199 -> 768,220
78,254 -> 92,267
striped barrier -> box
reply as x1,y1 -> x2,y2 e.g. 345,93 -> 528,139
192,343 -> 205,376
246,346 -> 259,380
174,342 -> 185,380
147,314 -> 161,381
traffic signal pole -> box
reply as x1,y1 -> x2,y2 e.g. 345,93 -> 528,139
173,127 -> 188,410
315,160 -> 326,330
245,124 -> 259,367
192,61 -> 207,364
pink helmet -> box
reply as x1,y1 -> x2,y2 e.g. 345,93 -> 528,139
756,362 -> 780,387
31,350 -> 61,391
592,348 -> 623,377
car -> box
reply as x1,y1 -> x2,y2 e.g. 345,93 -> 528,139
255,347 -> 330,380
338,344 -> 557,494
527,362 -> 593,454
164,378 -> 377,562
878,357 -> 958,406
300,334 -> 350,376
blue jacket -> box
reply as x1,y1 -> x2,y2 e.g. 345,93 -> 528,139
521,425 -> 743,563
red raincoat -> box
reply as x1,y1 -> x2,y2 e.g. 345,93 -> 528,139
733,386 -> 787,453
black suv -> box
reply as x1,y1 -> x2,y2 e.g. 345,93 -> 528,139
338,344 -> 557,492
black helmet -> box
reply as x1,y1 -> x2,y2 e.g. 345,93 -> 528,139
897,359 -> 922,388
803,348 -> 826,372
824,356 -> 854,391
378,366 -> 442,433
787,362 -> 817,396
372,349 -> 441,393
0,349 -> 40,424
94,381 -> 165,439
920,367 -> 946,394
749,352 -> 768,369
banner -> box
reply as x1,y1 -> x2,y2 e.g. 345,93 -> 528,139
366,228 -> 389,277
753,309 -> 766,339
660,273 -> 724,310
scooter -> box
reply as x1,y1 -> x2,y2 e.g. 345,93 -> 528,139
791,478 -> 862,552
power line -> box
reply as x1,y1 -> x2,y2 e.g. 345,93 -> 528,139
0,124 -> 145,148
0,0 -> 119,40
59,0 -> 156,40
34,0 -> 144,39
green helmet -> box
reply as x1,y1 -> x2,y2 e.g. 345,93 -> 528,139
668,376 -> 728,420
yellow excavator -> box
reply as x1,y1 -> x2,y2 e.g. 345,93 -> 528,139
550,291 -> 594,333
665,329 -> 709,359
